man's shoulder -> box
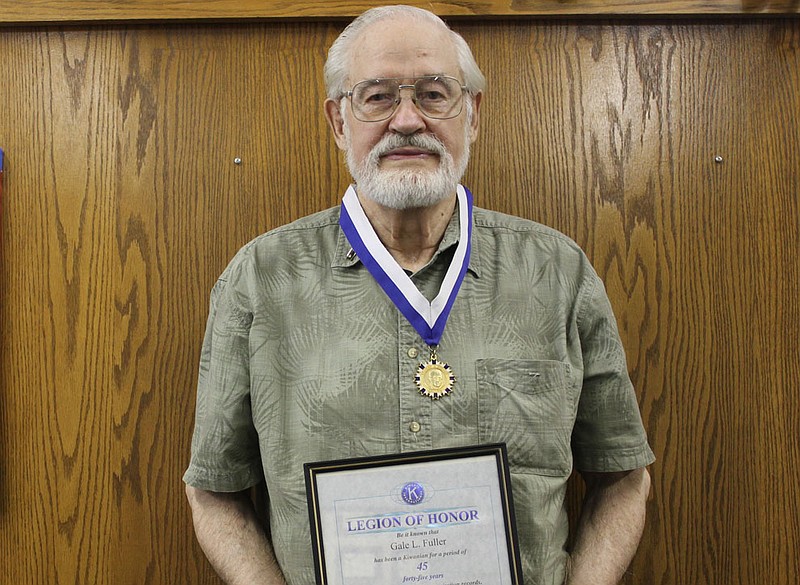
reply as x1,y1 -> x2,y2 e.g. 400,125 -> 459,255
471,206 -> 599,305
239,206 -> 340,252
220,206 -> 341,278
255,205 -> 341,242
473,206 -> 583,253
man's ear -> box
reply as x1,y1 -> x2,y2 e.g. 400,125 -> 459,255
324,98 -> 348,151
468,91 -> 482,144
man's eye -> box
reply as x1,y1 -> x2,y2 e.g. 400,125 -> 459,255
418,91 -> 446,101
364,92 -> 395,103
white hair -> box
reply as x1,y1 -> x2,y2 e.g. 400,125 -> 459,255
324,5 -> 486,101
342,113 -> 472,209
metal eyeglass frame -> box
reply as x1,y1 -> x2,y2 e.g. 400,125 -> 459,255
343,76 -> 469,122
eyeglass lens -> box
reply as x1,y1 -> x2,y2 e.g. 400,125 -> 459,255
350,77 -> 464,121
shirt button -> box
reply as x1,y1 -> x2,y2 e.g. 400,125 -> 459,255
407,347 -> 419,358
409,421 -> 421,433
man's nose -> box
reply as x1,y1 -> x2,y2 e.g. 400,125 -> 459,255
388,90 -> 427,134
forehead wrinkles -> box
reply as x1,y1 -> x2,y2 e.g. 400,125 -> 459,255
347,18 -> 458,82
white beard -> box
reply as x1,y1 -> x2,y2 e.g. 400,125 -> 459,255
344,120 -> 471,210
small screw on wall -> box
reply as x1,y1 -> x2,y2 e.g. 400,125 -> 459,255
714,155 -> 724,164
234,157 -> 242,165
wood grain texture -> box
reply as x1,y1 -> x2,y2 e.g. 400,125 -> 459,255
0,0 -> 799,24
0,17 -> 798,585
462,18 -> 800,584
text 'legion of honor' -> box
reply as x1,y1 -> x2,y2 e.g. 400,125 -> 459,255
345,508 -> 480,534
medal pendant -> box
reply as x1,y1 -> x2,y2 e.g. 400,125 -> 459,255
415,348 -> 455,400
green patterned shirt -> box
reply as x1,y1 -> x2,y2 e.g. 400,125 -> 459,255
184,195 -> 654,585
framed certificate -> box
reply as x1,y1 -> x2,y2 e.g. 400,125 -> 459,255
304,443 -> 523,585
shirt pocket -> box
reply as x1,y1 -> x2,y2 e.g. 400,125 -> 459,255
476,358 -> 573,476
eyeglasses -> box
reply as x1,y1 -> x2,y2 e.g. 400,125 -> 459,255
343,76 -> 468,122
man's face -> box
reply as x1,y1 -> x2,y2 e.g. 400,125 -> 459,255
325,16 -> 481,209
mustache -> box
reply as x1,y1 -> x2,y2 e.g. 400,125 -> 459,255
371,133 -> 447,159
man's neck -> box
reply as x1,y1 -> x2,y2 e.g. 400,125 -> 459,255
357,191 -> 457,273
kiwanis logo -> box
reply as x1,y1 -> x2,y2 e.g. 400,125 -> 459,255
400,481 -> 425,505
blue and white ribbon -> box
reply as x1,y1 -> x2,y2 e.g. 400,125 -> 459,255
339,184 -> 473,347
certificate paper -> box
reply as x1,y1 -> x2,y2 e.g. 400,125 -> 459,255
304,444 -> 523,585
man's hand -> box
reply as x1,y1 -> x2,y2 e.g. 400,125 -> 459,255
185,485 -> 287,585
566,467 -> 651,585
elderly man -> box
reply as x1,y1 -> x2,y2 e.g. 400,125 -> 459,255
184,5 -> 654,585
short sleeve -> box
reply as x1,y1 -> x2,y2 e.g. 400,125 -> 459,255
571,272 -> 656,472
182,273 -> 263,492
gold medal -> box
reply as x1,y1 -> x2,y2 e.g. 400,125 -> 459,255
414,347 -> 455,400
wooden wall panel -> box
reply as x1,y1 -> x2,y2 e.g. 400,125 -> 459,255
1,0 -> 799,24
1,17 -> 798,585
463,19 -> 800,584
0,23 -> 346,585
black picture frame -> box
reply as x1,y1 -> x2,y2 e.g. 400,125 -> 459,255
304,443 -> 523,585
